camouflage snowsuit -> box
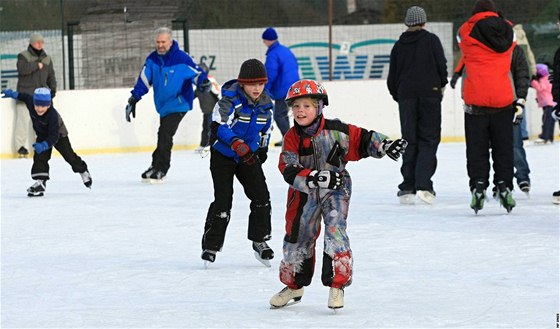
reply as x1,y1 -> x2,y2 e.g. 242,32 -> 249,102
278,116 -> 389,289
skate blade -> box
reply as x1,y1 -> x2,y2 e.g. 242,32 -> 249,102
270,298 -> 301,309
203,260 -> 213,269
148,178 -> 164,184
254,251 -> 272,267
328,305 -> 344,310
27,192 -> 44,197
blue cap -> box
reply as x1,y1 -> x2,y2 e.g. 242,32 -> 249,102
262,27 -> 278,41
33,87 -> 52,106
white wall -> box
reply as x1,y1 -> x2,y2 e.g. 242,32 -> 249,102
0,80 -> 542,158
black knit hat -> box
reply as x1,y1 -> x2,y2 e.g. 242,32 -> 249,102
472,0 -> 497,14
237,59 -> 268,84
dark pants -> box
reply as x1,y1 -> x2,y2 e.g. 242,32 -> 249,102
31,136 -> 88,181
201,149 -> 272,251
273,99 -> 290,136
151,112 -> 185,173
397,97 -> 441,192
465,109 -> 514,190
540,105 -> 556,141
200,112 -> 212,147
512,123 -> 530,185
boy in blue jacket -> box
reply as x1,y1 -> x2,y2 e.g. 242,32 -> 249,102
201,59 -> 274,267
125,27 -> 208,183
1,87 -> 91,197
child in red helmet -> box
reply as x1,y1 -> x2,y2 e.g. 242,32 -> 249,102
270,79 -> 407,310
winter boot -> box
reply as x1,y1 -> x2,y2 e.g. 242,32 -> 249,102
80,170 -> 92,188
27,179 -> 46,197
328,287 -> 344,309
252,241 -> 274,267
470,180 -> 486,214
270,286 -> 304,308
496,181 -> 516,213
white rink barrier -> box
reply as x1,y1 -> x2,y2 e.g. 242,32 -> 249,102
0,80 -> 542,158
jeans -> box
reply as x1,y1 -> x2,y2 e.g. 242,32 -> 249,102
512,124 -> 530,184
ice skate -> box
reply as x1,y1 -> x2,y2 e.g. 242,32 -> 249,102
17,146 -> 29,159
417,190 -> 435,204
328,287 -> 344,309
141,166 -> 155,182
27,179 -> 46,197
518,181 -> 530,197
397,190 -> 415,205
195,145 -> 211,158
496,181 -> 516,213
552,191 -> 560,205
252,241 -> 274,267
470,180 -> 486,214
201,249 -> 217,268
148,170 -> 166,184
270,286 -> 304,308
80,170 -> 92,188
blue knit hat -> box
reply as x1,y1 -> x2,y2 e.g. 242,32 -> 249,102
262,27 -> 278,41
33,87 -> 52,106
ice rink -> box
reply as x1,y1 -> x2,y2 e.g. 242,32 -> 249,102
1,142 -> 558,328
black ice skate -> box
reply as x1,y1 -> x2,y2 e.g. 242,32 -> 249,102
80,170 -> 92,188
201,249 -> 217,268
518,181 -> 530,197
27,179 -> 46,197
17,146 -> 29,159
496,181 -> 516,213
141,166 -> 155,181
470,180 -> 486,214
252,241 -> 274,267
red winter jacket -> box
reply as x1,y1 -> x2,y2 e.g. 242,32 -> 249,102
458,11 -> 516,109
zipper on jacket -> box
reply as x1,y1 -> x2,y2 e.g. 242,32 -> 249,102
311,136 -> 321,205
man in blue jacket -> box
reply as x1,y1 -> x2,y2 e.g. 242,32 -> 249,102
262,27 -> 300,147
125,27 -> 208,183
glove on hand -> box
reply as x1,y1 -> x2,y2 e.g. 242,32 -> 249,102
450,72 -> 460,89
552,104 -> 560,121
382,139 -> 407,161
197,79 -> 212,93
1,89 -> 19,99
125,96 -> 137,122
231,139 -> 257,165
513,99 -> 525,125
306,170 -> 343,190
32,141 -> 49,154
256,147 -> 268,164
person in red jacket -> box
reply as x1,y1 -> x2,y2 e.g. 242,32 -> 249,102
457,0 -> 517,213
269,79 -> 406,310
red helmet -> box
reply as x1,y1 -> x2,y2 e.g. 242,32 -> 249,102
285,79 -> 328,106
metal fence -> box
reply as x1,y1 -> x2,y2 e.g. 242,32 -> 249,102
0,0 -> 558,91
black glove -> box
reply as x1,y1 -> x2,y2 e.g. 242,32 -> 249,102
125,96 -> 137,122
256,147 -> 268,164
450,72 -> 460,89
382,139 -> 407,161
513,99 -> 525,125
231,139 -> 257,165
197,79 -> 211,93
306,170 -> 343,190
552,104 -> 560,121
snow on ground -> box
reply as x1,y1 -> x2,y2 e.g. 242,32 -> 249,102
1,142 -> 558,328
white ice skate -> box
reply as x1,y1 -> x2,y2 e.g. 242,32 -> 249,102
270,286 -> 304,308
398,191 -> 415,205
328,287 -> 344,309
417,190 -> 435,204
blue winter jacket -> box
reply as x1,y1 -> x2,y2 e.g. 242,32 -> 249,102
264,41 -> 300,100
211,79 -> 273,162
131,40 -> 207,118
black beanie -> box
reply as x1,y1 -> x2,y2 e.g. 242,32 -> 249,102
472,0 -> 497,14
237,59 -> 268,84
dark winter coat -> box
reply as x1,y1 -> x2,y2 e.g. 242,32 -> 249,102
16,92 -> 68,148
552,47 -> 560,104
264,41 -> 300,100
17,45 -> 57,96
210,79 -> 273,162
387,28 -> 448,102
511,45 -> 529,100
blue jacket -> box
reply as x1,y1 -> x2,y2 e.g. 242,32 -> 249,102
264,41 -> 300,100
131,40 -> 207,117
211,79 -> 273,162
